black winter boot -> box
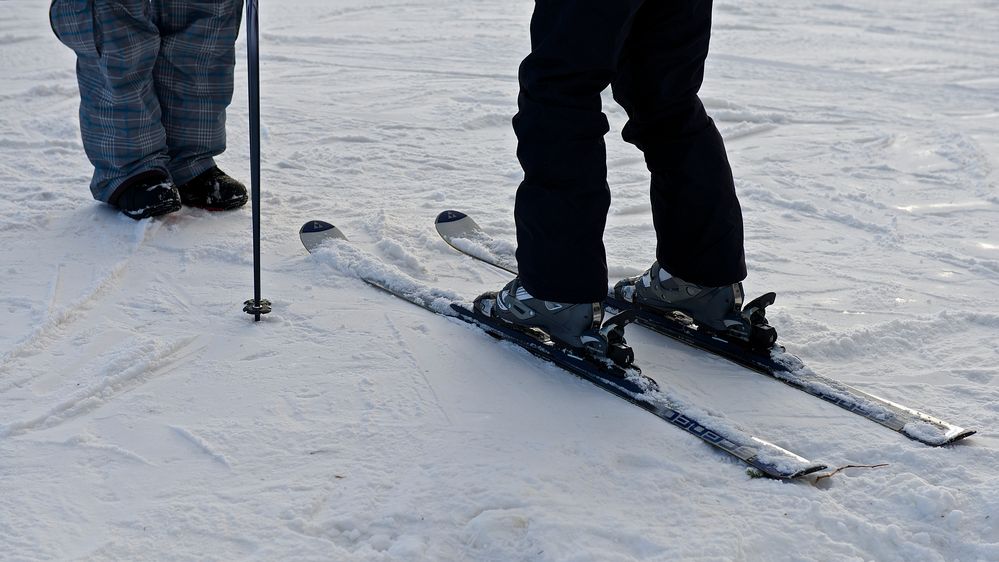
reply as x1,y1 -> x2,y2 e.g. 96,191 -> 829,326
178,166 -> 248,211
110,171 -> 182,220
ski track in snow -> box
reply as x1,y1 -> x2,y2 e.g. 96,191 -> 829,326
0,336 -> 205,437
2,0 -> 999,560
0,219 -> 157,384
169,425 -> 233,469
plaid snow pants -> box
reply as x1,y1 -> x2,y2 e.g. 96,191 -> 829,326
513,0 -> 747,302
50,0 -> 244,202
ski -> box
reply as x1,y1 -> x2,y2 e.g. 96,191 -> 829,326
434,210 -> 976,447
301,220 -> 827,479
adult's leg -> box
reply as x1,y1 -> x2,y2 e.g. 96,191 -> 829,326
513,0 -> 645,303
151,0 -> 244,186
611,0 -> 746,287
50,0 -> 169,202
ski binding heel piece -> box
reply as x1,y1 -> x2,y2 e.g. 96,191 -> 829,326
603,311 -> 637,367
742,292 -> 778,350
580,328 -> 635,368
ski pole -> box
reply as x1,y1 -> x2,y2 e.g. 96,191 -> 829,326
243,0 -> 270,321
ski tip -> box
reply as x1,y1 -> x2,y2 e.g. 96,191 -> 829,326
435,210 -> 467,224
300,220 -> 347,253
435,210 -> 483,243
300,220 -> 336,234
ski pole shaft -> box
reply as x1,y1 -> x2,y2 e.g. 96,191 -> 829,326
243,0 -> 271,321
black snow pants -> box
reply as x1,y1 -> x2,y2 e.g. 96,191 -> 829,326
513,0 -> 747,303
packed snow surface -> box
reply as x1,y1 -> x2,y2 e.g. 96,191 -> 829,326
2,0 -> 997,560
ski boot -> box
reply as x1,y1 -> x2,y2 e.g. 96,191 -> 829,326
614,262 -> 777,349
475,278 -> 635,368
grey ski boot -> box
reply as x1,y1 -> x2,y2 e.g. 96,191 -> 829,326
476,278 -> 603,348
475,277 -> 638,367
614,262 -> 751,338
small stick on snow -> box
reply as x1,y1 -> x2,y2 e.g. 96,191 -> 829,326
812,464 -> 890,484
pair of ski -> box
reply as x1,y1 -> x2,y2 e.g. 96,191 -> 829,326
300,211 -> 974,480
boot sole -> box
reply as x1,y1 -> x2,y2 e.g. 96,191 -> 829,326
122,200 -> 182,220
181,195 -> 248,212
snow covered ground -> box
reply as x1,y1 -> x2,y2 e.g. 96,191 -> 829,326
2,0 -> 998,559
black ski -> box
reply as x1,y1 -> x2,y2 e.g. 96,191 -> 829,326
301,220 -> 827,479
434,210 -> 975,447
